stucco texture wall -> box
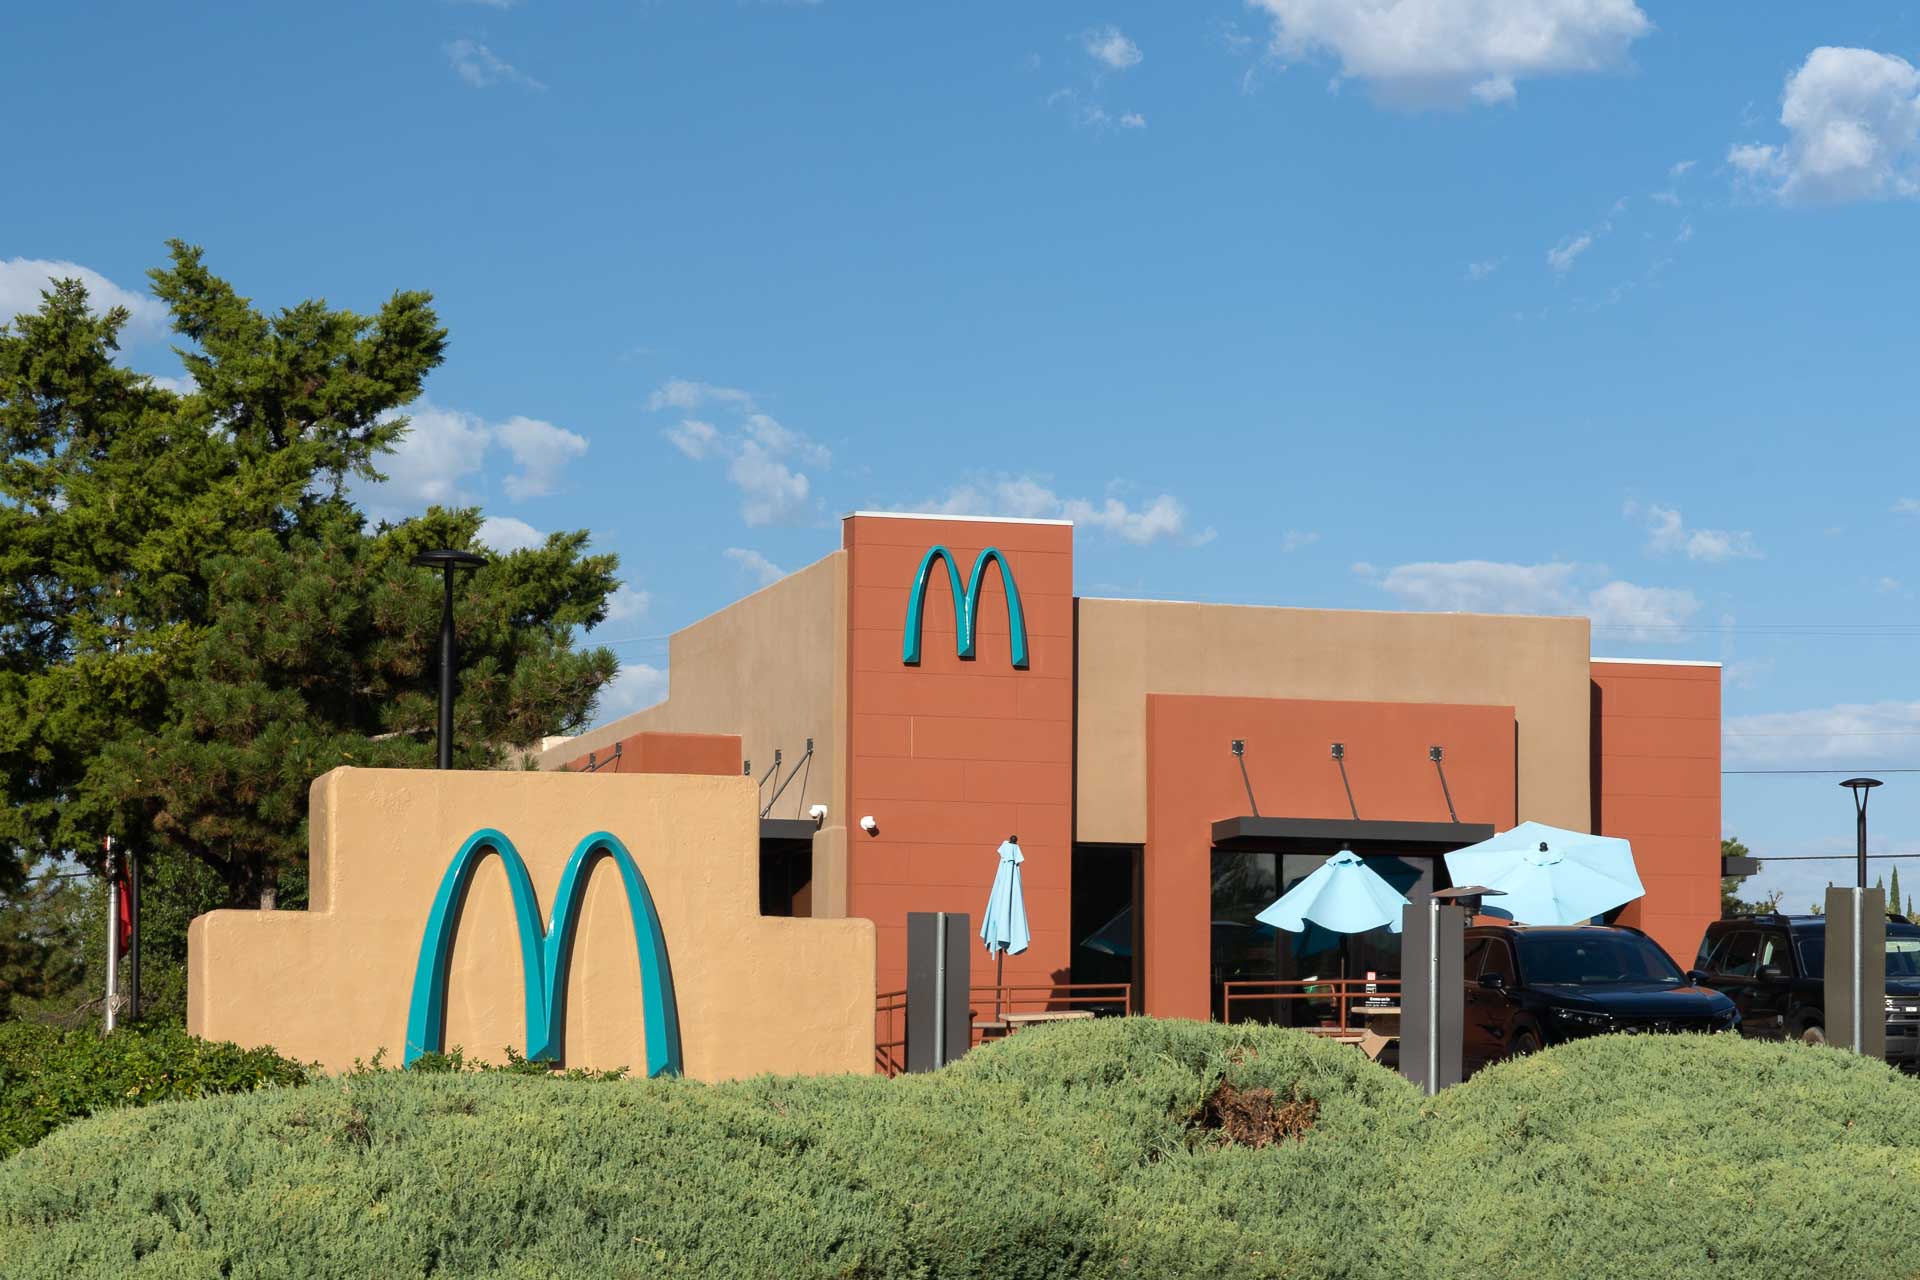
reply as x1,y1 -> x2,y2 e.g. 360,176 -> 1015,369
1591,661 -> 1722,964
188,767 -> 875,1078
1077,600 -> 1593,843
542,551 -> 852,916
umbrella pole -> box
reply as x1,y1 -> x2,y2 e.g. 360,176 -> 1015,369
995,948 -> 1004,1023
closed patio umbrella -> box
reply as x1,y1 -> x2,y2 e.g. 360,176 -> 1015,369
1256,849 -> 1411,936
981,837 -> 1029,1022
1443,821 -> 1644,926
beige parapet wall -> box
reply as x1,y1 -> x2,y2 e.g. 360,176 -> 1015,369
189,767 -> 877,1078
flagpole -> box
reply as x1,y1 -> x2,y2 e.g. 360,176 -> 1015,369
104,837 -> 120,1033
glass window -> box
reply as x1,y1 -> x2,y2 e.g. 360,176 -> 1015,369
1797,934 -> 1825,979
1697,930 -> 1731,971
1887,931 -> 1920,979
1481,939 -> 1517,986
1515,931 -> 1686,986
1720,931 -> 1761,978
1757,934 -> 1791,974
1463,937 -> 1490,979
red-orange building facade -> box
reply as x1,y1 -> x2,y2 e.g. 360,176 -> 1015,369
548,513 -> 1723,1020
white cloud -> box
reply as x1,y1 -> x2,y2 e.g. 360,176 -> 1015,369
603,585 -> 651,623
1083,26 -> 1143,70
367,401 -> 492,513
1465,258 -> 1501,281
1119,112 -> 1147,129
1247,0 -> 1652,109
477,515 -> 547,553
597,663 -> 669,719
1584,580 -> 1699,640
647,379 -> 758,413
1282,530 -> 1320,552
724,547 -> 788,587
1628,501 -> 1761,562
1547,231 -> 1594,273
445,39 -> 546,91
651,377 -> 827,527
1895,497 -> 1920,515
1670,159 -> 1696,178
146,373 -> 194,395
451,0 -> 518,7
1724,699 -> 1920,766
1372,558 -> 1698,640
494,415 -> 589,500
357,399 -> 589,520
0,258 -> 170,343
1878,576 -> 1903,594
924,473 -> 1204,546
1728,47 -> 1920,203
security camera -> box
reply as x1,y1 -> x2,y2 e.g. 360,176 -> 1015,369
808,803 -> 829,822
859,815 -> 878,835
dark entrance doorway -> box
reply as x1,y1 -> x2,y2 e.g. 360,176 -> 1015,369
1206,816 -> 1494,1024
1072,843 -> 1142,1002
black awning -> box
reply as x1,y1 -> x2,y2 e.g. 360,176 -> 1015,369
759,818 -> 818,843
1210,816 -> 1494,853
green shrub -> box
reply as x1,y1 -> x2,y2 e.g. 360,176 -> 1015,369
0,1020 -> 311,1159
3,1019 -> 1918,1279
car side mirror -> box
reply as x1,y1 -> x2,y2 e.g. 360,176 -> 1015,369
1758,965 -> 1784,981
1478,972 -> 1506,990
1686,969 -> 1710,985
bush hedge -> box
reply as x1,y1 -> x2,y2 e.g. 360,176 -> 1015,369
0,1020 -> 311,1160
3,1018 -> 1918,1278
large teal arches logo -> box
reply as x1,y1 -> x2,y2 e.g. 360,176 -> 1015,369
404,828 -> 683,1077
901,545 -> 1029,669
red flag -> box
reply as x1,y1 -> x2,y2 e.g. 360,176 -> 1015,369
115,859 -> 134,953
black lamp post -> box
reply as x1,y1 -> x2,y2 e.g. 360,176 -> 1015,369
413,549 -> 488,769
1840,777 -> 1883,890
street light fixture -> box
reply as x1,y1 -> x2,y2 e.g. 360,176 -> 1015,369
1840,777 -> 1883,891
412,549 -> 488,769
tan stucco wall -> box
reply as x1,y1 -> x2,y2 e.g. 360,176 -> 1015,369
189,767 -> 875,1078
542,551 -> 852,917
1075,599 -> 1593,842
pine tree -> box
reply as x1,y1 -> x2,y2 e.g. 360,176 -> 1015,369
1893,865 -> 1903,919
1,244 -> 623,925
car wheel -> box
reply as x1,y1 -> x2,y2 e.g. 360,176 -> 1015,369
1511,1029 -> 1542,1057
1800,1023 -> 1826,1047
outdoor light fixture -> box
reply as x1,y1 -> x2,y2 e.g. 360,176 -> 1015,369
412,549 -> 489,770
1841,777 -> 1883,891
859,815 -> 878,835
808,803 -> 829,822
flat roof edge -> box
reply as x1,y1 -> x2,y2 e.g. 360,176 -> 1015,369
843,510 -> 1074,526
1591,657 -> 1723,668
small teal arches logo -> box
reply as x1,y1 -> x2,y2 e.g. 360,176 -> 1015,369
404,829 -> 683,1077
902,545 -> 1029,669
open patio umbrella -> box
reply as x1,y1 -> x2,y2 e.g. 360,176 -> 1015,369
981,837 -> 1030,1021
1256,849 -> 1411,936
1442,821 -> 1644,926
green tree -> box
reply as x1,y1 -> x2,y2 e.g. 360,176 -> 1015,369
1,246 -> 622,1014
1720,837 -> 1780,917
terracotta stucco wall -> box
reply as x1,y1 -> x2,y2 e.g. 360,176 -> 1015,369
1591,660 -> 1722,964
1146,693 -> 1517,1018
1077,600 -> 1592,843
842,515 -> 1075,996
541,552 -> 852,916
558,731 -> 741,777
189,767 -> 875,1078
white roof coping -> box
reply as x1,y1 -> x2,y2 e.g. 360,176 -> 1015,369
1591,657 -> 1722,667
843,510 -> 1074,526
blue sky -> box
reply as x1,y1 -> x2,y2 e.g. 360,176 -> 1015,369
8,1 -> 1920,907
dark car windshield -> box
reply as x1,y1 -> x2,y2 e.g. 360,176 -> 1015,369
1515,931 -> 1686,986
1798,928 -> 1920,979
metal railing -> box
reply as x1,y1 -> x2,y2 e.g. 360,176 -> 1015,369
1219,977 -> 1401,1037
873,982 -> 1133,1076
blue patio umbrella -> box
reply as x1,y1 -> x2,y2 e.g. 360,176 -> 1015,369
1256,849 -> 1411,936
982,837 -> 1029,1020
1442,821 -> 1644,926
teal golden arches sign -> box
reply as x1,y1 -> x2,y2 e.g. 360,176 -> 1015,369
404,828 -> 683,1077
901,545 -> 1029,669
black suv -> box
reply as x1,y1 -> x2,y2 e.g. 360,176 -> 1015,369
1693,914 -> 1920,1065
1463,924 -> 1740,1074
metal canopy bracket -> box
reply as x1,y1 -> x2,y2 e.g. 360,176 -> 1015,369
1211,815 -> 1496,850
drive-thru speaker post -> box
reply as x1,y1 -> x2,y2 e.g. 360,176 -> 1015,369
1825,886 -> 1888,1060
1400,891 -> 1470,1094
